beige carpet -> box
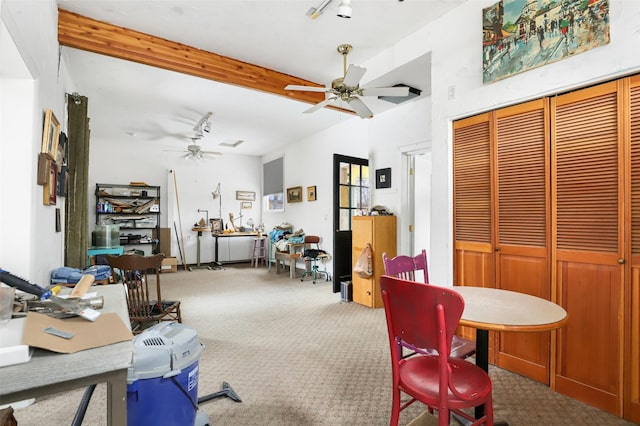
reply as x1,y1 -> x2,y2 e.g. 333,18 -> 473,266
10,265 -> 637,425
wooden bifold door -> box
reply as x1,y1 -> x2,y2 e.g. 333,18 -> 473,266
453,74 -> 640,423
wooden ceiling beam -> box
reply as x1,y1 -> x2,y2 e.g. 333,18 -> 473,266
57,9 -> 327,106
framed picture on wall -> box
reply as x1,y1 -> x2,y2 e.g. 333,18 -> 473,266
375,168 -> 392,189
287,186 -> 303,203
236,191 -> 256,201
307,186 -> 316,201
41,109 -> 60,160
43,160 -> 57,205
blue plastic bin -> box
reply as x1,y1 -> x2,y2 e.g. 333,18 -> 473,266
127,322 -> 203,426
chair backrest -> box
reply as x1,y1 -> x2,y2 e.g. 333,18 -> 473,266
106,253 -> 164,318
304,235 -> 320,245
380,275 -> 464,363
382,249 -> 429,283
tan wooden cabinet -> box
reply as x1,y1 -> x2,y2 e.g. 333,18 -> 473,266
351,216 -> 396,308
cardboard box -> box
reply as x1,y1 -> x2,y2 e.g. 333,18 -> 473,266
161,257 -> 177,273
160,227 -> 171,256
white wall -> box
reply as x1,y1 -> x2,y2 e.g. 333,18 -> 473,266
5,0 -> 640,287
1,0 -> 74,285
89,134 -> 262,264
363,0 -> 640,284
261,115 -> 370,273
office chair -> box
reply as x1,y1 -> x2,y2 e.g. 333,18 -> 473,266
300,236 -> 330,283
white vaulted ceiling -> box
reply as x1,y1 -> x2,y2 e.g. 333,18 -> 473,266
58,0 -> 466,156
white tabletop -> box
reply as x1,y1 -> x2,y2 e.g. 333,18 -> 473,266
454,286 -> 568,332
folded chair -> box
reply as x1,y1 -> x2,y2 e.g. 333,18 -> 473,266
106,253 -> 181,334
382,250 -> 476,360
380,276 -> 493,426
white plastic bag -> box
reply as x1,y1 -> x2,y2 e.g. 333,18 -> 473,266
353,244 -> 373,278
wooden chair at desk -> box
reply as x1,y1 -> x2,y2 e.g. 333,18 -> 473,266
106,254 -> 181,334
380,276 -> 493,426
382,250 -> 476,360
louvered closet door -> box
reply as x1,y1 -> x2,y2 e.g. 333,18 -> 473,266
453,113 -> 495,348
552,81 -> 624,416
626,74 -> 640,424
494,99 -> 551,383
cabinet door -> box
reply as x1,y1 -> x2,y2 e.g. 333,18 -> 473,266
453,113 -> 496,349
626,74 -> 640,424
352,218 -> 374,307
552,81 -> 624,415
229,236 -> 252,262
217,238 -> 230,263
494,99 -> 551,384
352,218 -> 372,248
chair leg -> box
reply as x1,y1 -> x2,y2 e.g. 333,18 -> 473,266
390,388 -> 401,426
438,408 -> 450,426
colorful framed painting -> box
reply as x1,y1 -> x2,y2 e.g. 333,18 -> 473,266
482,0 -> 610,84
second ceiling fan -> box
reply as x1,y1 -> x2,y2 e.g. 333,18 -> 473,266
285,44 -> 409,119
163,112 -> 222,160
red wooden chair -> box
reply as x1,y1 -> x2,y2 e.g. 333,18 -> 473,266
382,251 -> 476,360
380,276 -> 493,426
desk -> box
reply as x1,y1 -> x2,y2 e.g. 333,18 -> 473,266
455,286 -> 568,423
0,285 -> 133,425
212,232 -> 258,267
87,246 -> 124,267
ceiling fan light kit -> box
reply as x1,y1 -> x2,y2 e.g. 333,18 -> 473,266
336,0 -> 352,18
378,84 -> 422,104
284,44 -> 410,119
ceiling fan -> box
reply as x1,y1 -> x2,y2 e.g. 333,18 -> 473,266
165,141 -> 222,160
285,44 -> 409,119
163,112 -> 222,160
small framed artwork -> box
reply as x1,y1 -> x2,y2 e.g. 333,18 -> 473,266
56,133 -> 66,166
55,208 -> 61,232
236,190 -> 256,201
287,186 -> 303,203
241,201 -> 252,209
43,160 -> 57,205
375,168 -> 392,189
41,109 -> 60,160
307,186 -> 317,201
210,218 -> 224,234
37,153 -> 51,185
57,165 -> 68,197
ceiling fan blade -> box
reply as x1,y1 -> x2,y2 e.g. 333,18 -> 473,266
303,97 -> 338,114
285,84 -> 327,93
201,151 -> 223,156
348,97 -> 374,119
361,86 -> 410,97
342,64 -> 366,88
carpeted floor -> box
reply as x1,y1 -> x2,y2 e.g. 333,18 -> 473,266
9,264 -> 637,425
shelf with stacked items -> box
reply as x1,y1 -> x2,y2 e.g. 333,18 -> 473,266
95,183 -> 161,254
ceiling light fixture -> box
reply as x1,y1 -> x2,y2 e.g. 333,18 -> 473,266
336,0 -> 352,18
193,111 -> 213,136
307,0 -> 334,19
